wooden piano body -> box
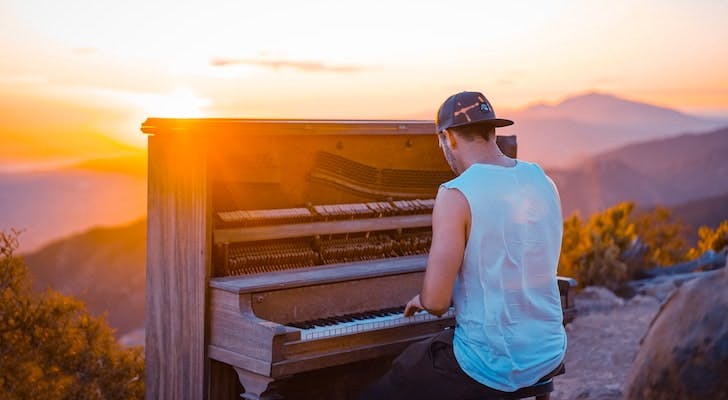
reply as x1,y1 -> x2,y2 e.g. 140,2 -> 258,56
143,119 -> 575,400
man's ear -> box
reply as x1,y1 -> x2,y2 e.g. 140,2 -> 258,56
444,129 -> 458,149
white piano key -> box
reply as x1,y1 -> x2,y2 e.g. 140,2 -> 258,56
299,308 -> 455,341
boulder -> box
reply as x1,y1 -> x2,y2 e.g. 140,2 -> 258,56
624,267 -> 728,399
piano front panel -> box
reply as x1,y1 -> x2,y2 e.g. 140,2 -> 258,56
250,271 -> 425,325
208,289 -> 299,369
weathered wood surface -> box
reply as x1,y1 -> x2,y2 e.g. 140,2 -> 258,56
210,254 -> 427,293
146,133 -> 210,400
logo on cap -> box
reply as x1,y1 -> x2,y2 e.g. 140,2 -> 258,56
480,103 -> 490,113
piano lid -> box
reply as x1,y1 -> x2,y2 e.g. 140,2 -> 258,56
140,118 -> 438,136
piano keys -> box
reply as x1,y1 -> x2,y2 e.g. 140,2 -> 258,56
291,307 -> 456,341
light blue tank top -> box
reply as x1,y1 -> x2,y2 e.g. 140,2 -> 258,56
441,160 -> 566,392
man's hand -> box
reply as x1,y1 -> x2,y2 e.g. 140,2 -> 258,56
404,294 -> 424,317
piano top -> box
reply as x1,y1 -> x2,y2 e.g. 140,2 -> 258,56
141,118 -> 438,136
210,254 -> 427,294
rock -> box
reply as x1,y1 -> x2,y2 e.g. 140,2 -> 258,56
628,271 -> 709,302
576,286 -> 624,313
624,268 -> 728,399
642,249 -> 727,278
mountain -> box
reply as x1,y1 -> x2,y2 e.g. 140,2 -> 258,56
511,92 -> 716,128
549,126 -> 728,218
0,154 -> 147,252
503,92 -> 724,168
670,192 -> 728,232
23,219 -> 146,339
65,153 -> 147,178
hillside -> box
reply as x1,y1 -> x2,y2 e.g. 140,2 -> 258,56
67,153 -> 148,178
669,193 -> 728,244
23,219 -> 146,338
550,126 -> 728,217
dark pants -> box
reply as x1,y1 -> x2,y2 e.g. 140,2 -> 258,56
359,329 -> 509,400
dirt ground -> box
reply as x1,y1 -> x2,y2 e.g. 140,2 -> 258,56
552,288 -> 662,400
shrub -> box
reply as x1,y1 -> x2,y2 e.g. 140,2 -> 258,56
687,220 -> 728,259
0,230 -> 144,400
632,206 -> 690,266
557,202 -> 691,291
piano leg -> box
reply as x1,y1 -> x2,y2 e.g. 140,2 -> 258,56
234,368 -> 282,400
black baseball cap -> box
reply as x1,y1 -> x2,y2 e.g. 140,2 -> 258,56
436,91 -> 514,133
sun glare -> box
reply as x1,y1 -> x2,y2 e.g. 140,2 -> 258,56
143,88 -> 211,118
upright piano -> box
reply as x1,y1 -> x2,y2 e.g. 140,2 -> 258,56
143,119 -> 576,400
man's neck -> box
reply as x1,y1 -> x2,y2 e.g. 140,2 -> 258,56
459,140 -> 515,169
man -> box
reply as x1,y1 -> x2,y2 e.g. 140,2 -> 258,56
360,91 -> 566,399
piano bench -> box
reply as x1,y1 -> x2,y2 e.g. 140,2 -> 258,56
471,362 -> 565,400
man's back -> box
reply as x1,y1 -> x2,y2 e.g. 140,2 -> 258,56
441,160 -> 566,392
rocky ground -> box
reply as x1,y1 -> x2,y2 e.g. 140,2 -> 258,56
552,287 -> 662,400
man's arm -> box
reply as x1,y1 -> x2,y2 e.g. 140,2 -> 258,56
404,187 -> 469,317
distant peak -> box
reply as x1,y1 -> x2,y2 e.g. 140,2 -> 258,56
559,91 -> 637,106
511,89 -> 714,129
571,90 -> 615,99
516,91 -> 628,112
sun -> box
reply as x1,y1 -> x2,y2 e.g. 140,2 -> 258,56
146,88 -> 211,118
105,88 -> 212,148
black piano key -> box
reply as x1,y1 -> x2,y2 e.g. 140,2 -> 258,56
349,313 -> 367,320
287,304 -> 418,331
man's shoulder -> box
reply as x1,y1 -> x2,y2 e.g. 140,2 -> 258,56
517,159 -> 544,172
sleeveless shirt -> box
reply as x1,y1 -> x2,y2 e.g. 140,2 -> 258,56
440,160 -> 566,392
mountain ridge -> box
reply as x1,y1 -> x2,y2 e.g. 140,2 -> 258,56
549,126 -> 728,217
511,91 -> 710,126
504,92 -> 724,168
23,219 -> 147,338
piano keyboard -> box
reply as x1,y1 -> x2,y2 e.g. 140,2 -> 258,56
289,306 -> 455,341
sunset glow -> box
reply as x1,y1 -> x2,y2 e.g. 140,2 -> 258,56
1,0 -> 726,163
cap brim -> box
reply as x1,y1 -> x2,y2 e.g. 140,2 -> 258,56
450,118 -> 514,130
487,118 -> 514,128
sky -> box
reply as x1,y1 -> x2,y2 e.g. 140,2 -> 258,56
1,0 -> 727,155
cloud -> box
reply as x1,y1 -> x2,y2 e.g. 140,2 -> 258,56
209,57 -> 363,73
